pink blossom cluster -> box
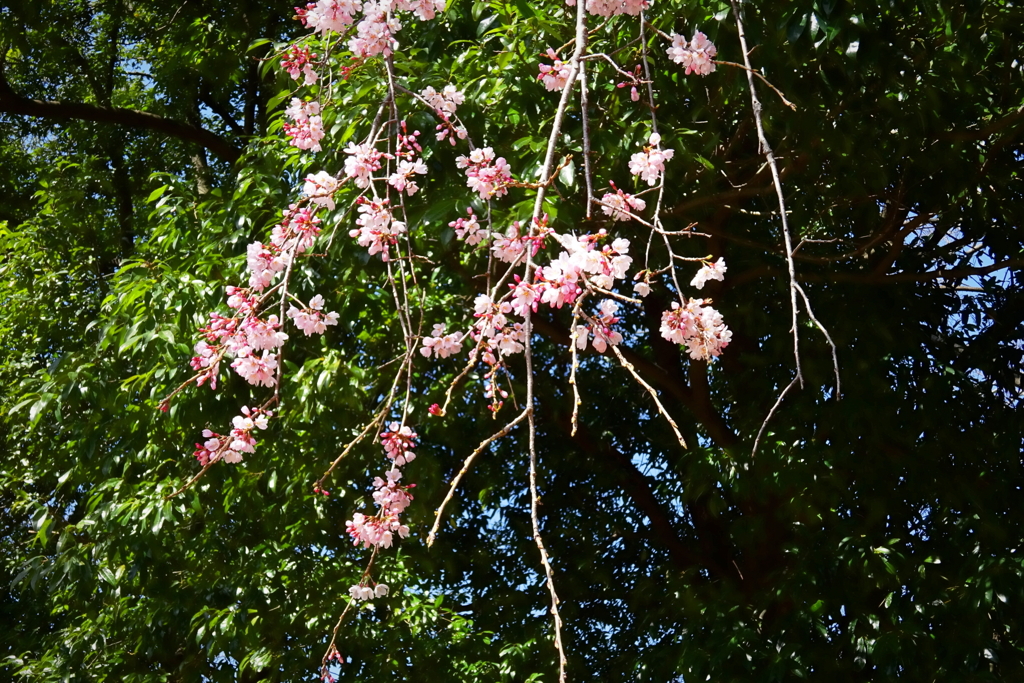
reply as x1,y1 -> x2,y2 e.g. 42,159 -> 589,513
389,158 -> 428,195
420,323 -> 463,359
419,84 -> 464,114
402,0 -> 446,20
491,222 -> 527,263
565,0 -> 648,17
421,293 -> 529,413
690,257 -> 727,289
575,299 -> 623,353
287,294 -> 340,336
538,48 -> 571,92
295,0 -> 361,35
349,197 -> 407,261
471,294 -> 526,410
193,406 -> 272,466
629,133 -> 675,186
342,142 -> 384,188
303,171 -> 341,210
345,422 -> 419,558
471,295 -> 515,346
246,241 -> 290,292
293,0 -> 446,66
449,207 -> 487,246
231,348 -> 280,387
509,276 -> 543,316
660,298 -> 733,361
388,125 -> 428,195
562,229 -> 633,290
667,31 -> 718,76
473,294 -> 526,415
527,229 -> 630,309
281,45 -> 319,85
380,421 -> 417,466
535,252 -> 583,309
435,115 -> 468,145
345,476 -> 412,548
394,120 -> 423,159
349,582 -> 389,601
273,204 -> 322,255
191,291 -> 289,389
284,99 -> 325,152
349,11 -> 401,58
491,217 -> 552,264
600,184 -> 647,221
456,147 -> 513,199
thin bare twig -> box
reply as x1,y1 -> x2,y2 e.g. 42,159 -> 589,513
569,291 -> 590,435
519,1 -> 590,678
601,325 -> 688,451
795,283 -> 841,398
730,0 -> 802,391
713,60 -> 796,110
425,407 -> 531,546
751,376 -> 799,458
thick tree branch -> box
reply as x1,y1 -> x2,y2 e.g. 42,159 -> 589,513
0,62 -> 241,164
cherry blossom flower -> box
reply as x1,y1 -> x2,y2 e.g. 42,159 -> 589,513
281,45 -> 319,85
349,198 -> 407,261
566,0 -> 648,17
667,31 -> 718,76
420,323 -> 463,359
343,142 -> 383,188
491,222 -> 526,263
536,251 -> 583,309
449,207 -> 487,245
400,0 -> 445,20
576,299 -> 623,353
435,115 -> 468,145
246,241 -> 289,291
381,422 -> 418,466
287,294 -> 340,336
348,584 -> 374,601
660,299 -> 732,361
243,314 -> 289,350
560,230 -> 632,290
303,171 -> 340,210
455,147 -> 513,199
509,276 -> 543,316
690,257 -> 727,289
273,204 -> 321,254
193,407 -> 272,466
284,99 -> 325,152
388,158 -> 428,195
296,0 -> 362,34
190,340 -> 222,389
231,349 -> 279,387
600,185 -> 647,221
420,85 -> 465,114
349,12 -> 400,58
538,48 -> 571,92
629,133 -> 675,186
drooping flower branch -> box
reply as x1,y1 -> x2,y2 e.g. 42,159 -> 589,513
155,2 -> 827,680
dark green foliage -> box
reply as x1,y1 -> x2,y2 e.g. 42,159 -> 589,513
1,1 -> 1022,681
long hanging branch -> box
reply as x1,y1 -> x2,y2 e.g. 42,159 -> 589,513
728,0 -> 840,457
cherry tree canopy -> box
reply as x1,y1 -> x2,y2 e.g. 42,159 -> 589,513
1,0 -> 1022,680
